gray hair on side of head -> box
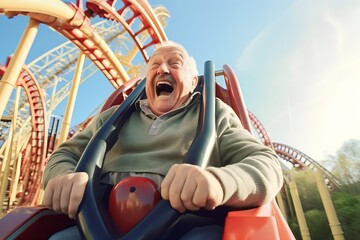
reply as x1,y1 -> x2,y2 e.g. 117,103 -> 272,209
153,41 -> 199,77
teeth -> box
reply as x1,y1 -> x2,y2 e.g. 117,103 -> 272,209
156,81 -> 172,87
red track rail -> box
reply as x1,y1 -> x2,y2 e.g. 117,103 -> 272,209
272,142 -> 343,190
17,67 -> 48,205
248,111 -> 274,148
0,61 -> 47,206
86,0 -> 167,62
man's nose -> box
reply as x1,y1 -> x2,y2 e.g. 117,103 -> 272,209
157,62 -> 169,74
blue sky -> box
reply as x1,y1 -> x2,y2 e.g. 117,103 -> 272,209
1,0 -> 359,165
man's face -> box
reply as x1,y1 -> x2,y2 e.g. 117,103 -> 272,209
145,46 -> 198,116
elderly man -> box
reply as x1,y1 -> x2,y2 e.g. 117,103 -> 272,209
42,41 -> 283,239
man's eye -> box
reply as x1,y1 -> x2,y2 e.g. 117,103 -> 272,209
170,62 -> 182,67
151,63 -> 160,68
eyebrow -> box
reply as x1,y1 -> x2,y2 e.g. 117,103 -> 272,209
151,50 -> 185,59
171,51 -> 184,58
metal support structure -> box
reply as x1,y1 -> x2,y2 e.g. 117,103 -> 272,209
58,53 -> 86,145
9,153 -> 22,206
0,87 -> 20,214
288,175 -> 311,240
0,18 -> 39,119
276,192 -> 287,221
315,171 -> 345,240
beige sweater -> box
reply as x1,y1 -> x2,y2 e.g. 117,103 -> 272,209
43,96 -> 283,208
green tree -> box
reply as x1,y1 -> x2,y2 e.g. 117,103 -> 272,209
290,168 -> 323,211
305,209 -> 332,240
323,139 -> 360,187
287,217 -> 301,240
333,192 -> 360,240
286,139 -> 360,239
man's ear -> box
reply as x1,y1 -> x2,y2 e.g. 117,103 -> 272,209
192,76 -> 198,88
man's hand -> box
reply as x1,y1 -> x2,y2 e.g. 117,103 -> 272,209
43,172 -> 89,219
161,164 -> 224,213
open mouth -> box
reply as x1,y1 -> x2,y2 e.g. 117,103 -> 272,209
156,81 -> 174,96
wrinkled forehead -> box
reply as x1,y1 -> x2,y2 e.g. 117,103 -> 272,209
150,45 -> 188,61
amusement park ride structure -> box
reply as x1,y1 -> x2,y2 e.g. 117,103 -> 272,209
0,0 -> 345,239
0,0 -> 170,209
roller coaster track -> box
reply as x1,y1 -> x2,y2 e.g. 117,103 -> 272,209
0,65 -> 48,208
0,0 -> 169,212
249,111 -> 343,190
86,0 -> 167,62
272,142 -> 343,190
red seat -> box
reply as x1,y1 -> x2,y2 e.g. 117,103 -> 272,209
0,206 -> 75,240
223,200 -> 295,240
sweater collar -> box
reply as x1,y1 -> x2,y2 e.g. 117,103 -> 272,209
137,91 -> 201,119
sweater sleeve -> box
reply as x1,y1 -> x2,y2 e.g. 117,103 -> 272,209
41,106 -> 117,189
206,99 -> 283,209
